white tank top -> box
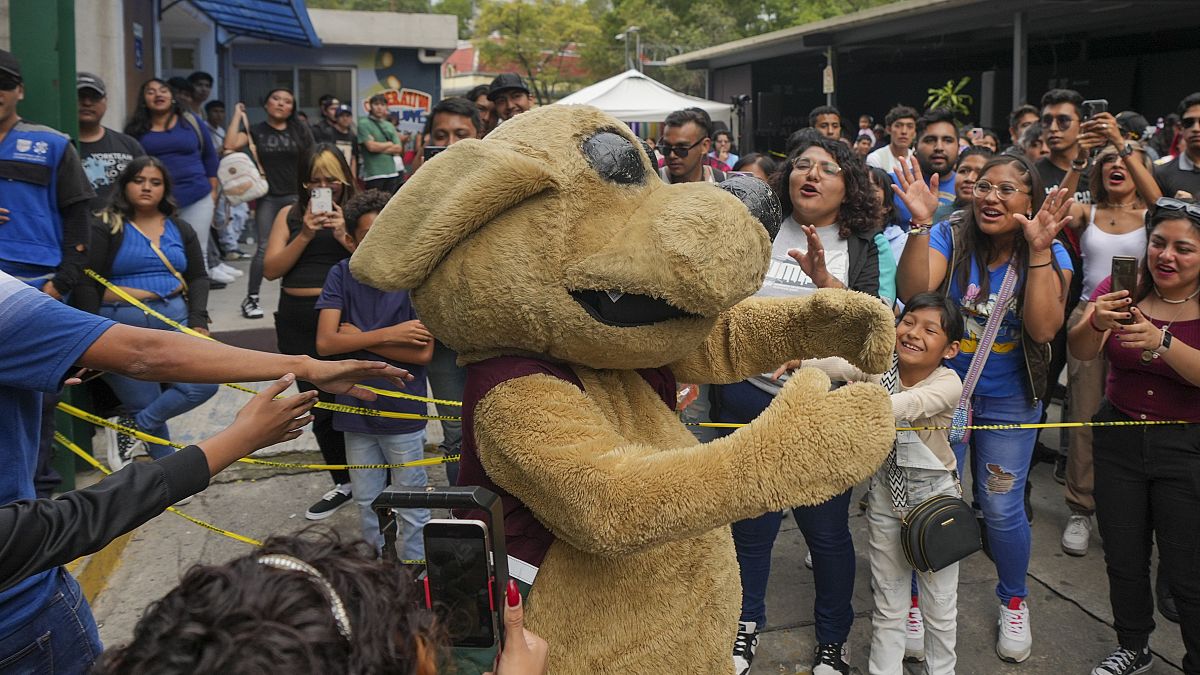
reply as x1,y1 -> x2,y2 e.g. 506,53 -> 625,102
1079,205 -> 1148,301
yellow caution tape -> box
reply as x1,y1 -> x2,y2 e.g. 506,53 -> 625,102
83,269 -> 462,408
55,401 -> 460,471
54,432 -> 264,546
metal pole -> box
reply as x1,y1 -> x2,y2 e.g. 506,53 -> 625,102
825,47 -> 837,108
635,31 -> 642,72
1012,10 -> 1027,109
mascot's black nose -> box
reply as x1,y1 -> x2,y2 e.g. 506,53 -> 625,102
718,175 -> 782,242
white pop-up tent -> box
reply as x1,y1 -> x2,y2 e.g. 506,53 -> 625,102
555,69 -> 732,129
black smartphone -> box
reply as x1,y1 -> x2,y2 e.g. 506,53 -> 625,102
1111,255 -> 1138,325
423,145 -> 448,161
1082,99 -> 1108,121
423,519 -> 499,649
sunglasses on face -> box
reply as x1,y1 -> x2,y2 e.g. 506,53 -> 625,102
0,77 -> 21,91
1040,114 -> 1077,130
1182,116 -> 1200,130
973,180 -> 1029,201
1155,197 -> 1200,224
791,157 -> 842,177
656,139 -> 704,158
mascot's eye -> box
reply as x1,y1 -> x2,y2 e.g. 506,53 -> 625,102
582,131 -> 646,185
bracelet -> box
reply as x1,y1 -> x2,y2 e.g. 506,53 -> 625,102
1028,261 -> 1052,268
1088,313 -> 1107,333
1071,157 -> 1089,170
908,225 -> 931,236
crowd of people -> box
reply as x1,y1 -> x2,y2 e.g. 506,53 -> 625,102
0,38 -> 1198,674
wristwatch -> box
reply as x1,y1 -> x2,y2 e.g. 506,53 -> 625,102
1155,329 -> 1173,355
1071,157 -> 1089,171
1118,142 -> 1135,158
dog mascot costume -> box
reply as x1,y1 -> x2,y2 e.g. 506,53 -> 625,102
352,105 -> 897,674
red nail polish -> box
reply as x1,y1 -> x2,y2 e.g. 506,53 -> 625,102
507,579 -> 520,607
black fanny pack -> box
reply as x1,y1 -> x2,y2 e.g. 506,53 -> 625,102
900,494 -> 981,573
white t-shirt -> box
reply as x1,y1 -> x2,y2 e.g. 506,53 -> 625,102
866,145 -> 912,174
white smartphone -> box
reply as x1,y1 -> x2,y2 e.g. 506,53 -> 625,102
310,187 -> 332,215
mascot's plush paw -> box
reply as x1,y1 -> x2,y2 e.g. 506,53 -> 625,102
747,367 -> 894,508
798,289 -> 896,374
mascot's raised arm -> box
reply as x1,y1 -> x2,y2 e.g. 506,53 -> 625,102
351,104 -> 896,674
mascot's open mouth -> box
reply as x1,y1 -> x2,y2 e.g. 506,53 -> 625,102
570,289 -> 699,327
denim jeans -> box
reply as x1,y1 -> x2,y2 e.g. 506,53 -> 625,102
428,340 -> 467,485
719,381 -> 856,643
951,394 -> 1041,603
0,569 -> 102,674
247,194 -> 296,297
866,470 -> 959,675
345,430 -> 431,559
99,297 -> 218,459
1092,402 -> 1200,668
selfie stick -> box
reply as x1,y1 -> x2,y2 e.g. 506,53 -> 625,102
372,486 -> 510,645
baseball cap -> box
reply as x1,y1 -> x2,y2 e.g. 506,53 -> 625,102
335,104 -> 353,116
77,72 -> 106,97
1115,111 -> 1150,141
488,73 -> 529,101
0,50 -> 22,81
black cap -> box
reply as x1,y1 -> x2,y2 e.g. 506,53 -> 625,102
0,50 -> 22,81
77,72 -> 106,97
1116,111 -> 1150,141
488,73 -> 529,101
334,104 -> 352,116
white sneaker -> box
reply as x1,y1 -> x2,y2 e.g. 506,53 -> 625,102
215,262 -> 243,277
209,266 -> 236,284
905,601 -> 926,662
997,598 -> 1032,662
732,621 -> 758,675
804,550 -> 813,569
1062,514 -> 1092,556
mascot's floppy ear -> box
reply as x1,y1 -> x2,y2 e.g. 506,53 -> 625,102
350,137 -> 556,291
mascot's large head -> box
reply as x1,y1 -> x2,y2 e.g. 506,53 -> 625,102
351,105 -> 780,369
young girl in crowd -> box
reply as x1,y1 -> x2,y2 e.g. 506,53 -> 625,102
1068,198 -> 1200,675
1059,130 -> 1159,558
711,129 -> 738,168
125,79 -> 219,269
263,143 -> 357,521
776,292 -> 964,675
728,135 -> 895,675
315,190 -> 433,558
894,152 -> 1074,664
224,90 -> 315,320
73,156 -> 217,469
731,153 -> 776,182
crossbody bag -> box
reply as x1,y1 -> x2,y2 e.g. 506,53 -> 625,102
127,221 -> 188,302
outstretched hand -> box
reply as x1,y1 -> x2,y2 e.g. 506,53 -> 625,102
198,374 -> 318,475
893,155 -> 939,225
787,225 -> 844,289
301,359 -> 413,401
1015,186 -> 1074,252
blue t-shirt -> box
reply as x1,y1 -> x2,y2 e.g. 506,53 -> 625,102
135,115 -> 218,207
0,272 -> 114,635
929,221 -> 1073,399
109,220 -> 187,299
890,170 -> 957,226
314,261 -> 428,435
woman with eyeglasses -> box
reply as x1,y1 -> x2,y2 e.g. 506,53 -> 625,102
224,90 -> 315,320
262,143 -> 358,522
895,152 -> 1074,665
1057,124 -> 1162,560
727,135 -> 895,675
1067,198 -> 1200,675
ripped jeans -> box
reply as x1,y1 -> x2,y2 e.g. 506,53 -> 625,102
952,394 -> 1042,604
867,469 -> 959,675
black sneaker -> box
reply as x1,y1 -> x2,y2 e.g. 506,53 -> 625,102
1091,645 -> 1152,675
1054,454 -> 1067,485
305,485 -> 352,520
107,415 -> 145,471
812,642 -> 849,675
241,294 -> 264,319
732,620 -> 758,675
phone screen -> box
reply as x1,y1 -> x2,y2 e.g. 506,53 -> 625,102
1111,256 -> 1138,325
311,187 -> 333,214
424,521 -> 497,648
424,145 -> 448,161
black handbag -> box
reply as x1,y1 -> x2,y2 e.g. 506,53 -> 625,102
900,494 -> 981,573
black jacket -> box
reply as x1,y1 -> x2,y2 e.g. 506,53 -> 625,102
0,446 -> 209,593
72,216 -> 211,330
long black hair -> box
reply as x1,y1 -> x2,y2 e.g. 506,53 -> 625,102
98,155 -> 178,232
950,153 -> 1063,302
261,87 -> 309,143
293,143 -> 358,216
125,78 -> 190,139
770,134 -> 876,240
867,166 -> 899,230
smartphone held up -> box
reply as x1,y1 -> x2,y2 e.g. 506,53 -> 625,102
311,187 -> 333,215
1110,255 -> 1138,325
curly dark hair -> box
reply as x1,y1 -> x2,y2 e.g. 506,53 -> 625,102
769,134 -> 876,240
93,529 -> 441,675
344,189 -> 393,237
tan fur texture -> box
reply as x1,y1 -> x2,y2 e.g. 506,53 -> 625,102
351,105 -> 897,673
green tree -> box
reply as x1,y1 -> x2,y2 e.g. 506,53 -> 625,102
473,0 -> 602,103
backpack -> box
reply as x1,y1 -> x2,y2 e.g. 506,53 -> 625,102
217,107 -> 269,206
